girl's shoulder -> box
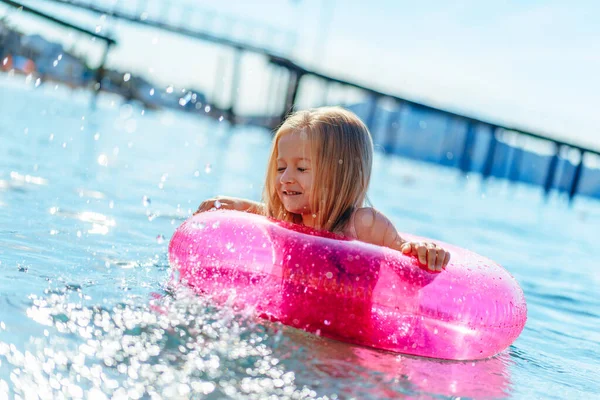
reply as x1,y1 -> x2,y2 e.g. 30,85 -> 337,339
353,207 -> 389,225
351,207 -> 395,245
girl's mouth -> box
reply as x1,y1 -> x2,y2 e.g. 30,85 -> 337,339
283,190 -> 302,196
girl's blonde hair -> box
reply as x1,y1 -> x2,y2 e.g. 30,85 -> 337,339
263,106 -> 373,233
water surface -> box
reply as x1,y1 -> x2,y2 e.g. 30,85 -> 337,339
1,76 -> 599,399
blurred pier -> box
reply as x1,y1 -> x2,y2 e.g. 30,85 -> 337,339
2,0 -> 600,202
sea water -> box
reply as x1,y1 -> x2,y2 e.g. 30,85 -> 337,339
1,77 -> 599,399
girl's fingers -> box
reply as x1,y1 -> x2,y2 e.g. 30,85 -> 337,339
416,244 -> 428,266
194,202 -> 212,215
397,240 -> 451,272
193,206 -> 205,215
442,252 -> 451,269
401,242 -> 412,254
435,248 -> 445,271
426,243 -> 437,271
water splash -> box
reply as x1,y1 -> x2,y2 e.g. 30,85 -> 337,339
0,288 -> 320,399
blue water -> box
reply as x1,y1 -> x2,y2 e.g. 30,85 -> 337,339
1,76 -> 599,399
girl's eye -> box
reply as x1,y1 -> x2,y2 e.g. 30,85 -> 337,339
277,167 -> 285,172
298,168 -> 307,172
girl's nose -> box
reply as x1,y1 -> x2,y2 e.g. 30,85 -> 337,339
280,168 -> 295,184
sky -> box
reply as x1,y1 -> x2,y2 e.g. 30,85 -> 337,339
3,0 -> 600,151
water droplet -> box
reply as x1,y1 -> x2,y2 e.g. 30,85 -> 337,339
179,92 -> 192,106
76,230 -> 82,238
434,328 -> 438,334
35,78 -> 41,87
95,25 -> 102,33
214,200 -> 222,209
166,85 -> 173,94
219,116 -> 224,122
148,213 -> 157,222
109,200 -> 114,209
94,133 -> 100,140
338,159 -> 343,164
194,170 -> 200,177
149,88 -> 155,96
2,57 -> 8,66
97,154 -> 108,166
156,235 -> 165,244
325,272 -> 333,279
53,60 -> 58,67
204,105 -> 211,113
142,196 -> 151,207
123,73 -> 131,82
49,133 -> 54,141
324,320 -> 331,326
204,164 -> 212,174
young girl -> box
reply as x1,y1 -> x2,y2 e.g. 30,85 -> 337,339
196,106 -> 450,272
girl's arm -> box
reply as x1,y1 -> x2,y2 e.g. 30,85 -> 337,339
194,196 -> 264,215
353,207 -> 450,272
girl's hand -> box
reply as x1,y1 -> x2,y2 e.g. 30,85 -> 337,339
400,241 -> 450,272
194,196 -> 236,215
194,196 -> 264,215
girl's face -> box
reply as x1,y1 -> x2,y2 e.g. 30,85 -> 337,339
275,130 -> 314,216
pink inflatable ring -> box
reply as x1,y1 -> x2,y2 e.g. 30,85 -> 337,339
168,210 -> 527,360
